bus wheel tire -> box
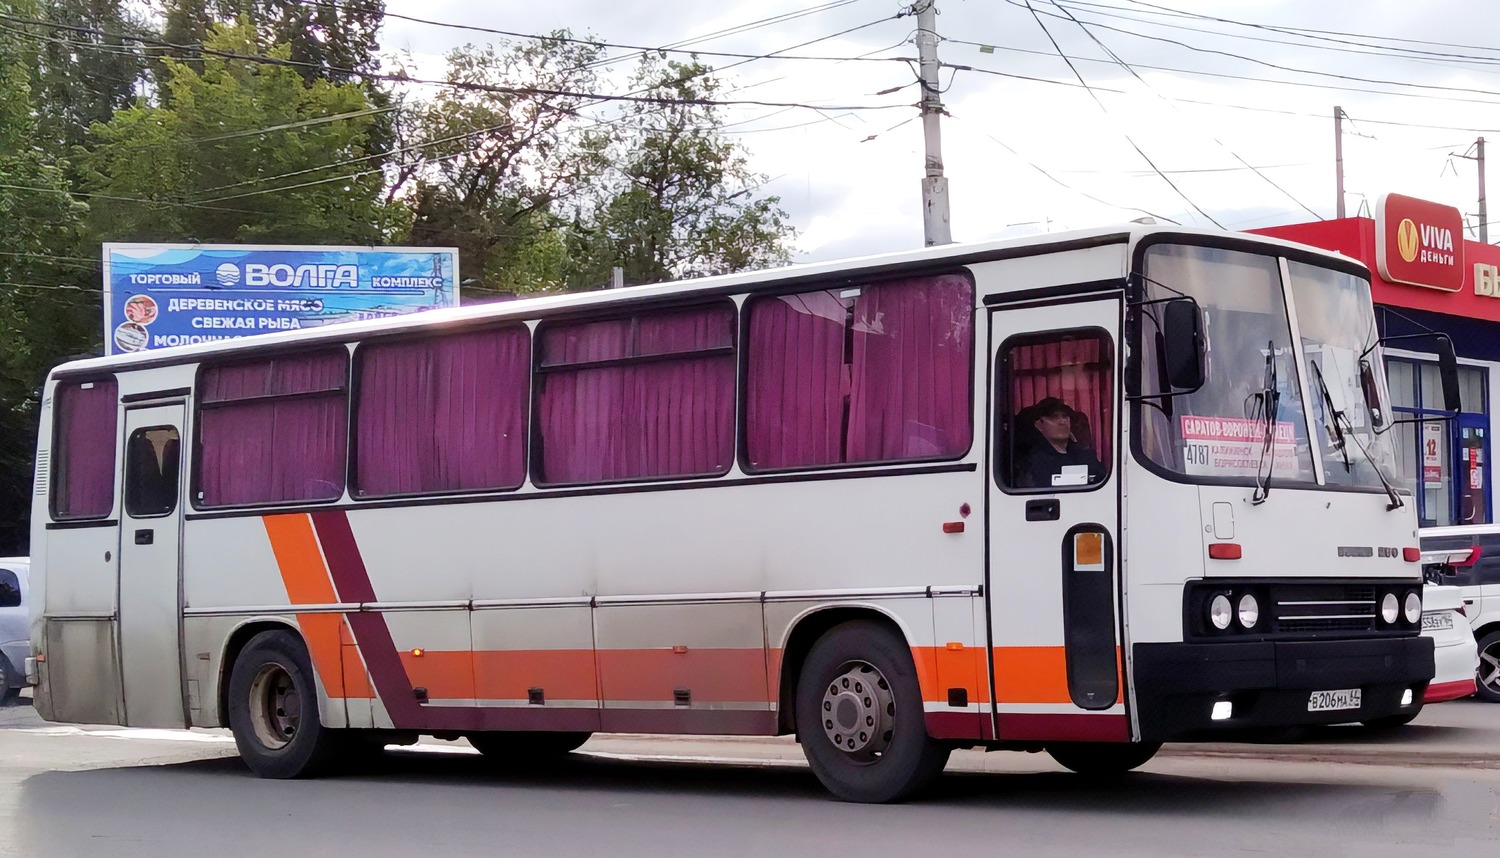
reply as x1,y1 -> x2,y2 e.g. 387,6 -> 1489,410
227,630 -> 337,779
1046,741 -> 1161,776
467,731 -> 593,762
1476,632 -> 1500,703
794,620 -> 950,803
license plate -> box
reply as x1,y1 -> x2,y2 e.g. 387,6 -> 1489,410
1308,689 -> 1362,712
1422,613 -> 1455,632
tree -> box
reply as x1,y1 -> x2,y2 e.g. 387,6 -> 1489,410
0,1 -> 97,554
394,36 -> 607,295
78,20 -> 402,245
159,0 -> 385,82
561,57 -> 794,289
32,0 -> 154,156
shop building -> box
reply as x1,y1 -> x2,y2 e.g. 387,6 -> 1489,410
1254,193 -> 1496,527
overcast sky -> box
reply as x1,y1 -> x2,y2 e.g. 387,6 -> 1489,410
378,0 -> 1500,263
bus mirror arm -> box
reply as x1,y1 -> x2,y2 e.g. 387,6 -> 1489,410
1359,332 -> 1461,414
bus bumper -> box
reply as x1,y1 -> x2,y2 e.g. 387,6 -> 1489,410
1132,636 -> 1434,743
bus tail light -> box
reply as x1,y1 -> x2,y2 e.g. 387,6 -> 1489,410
1208,543 -> 1242,560
1403,547 -> 1421,562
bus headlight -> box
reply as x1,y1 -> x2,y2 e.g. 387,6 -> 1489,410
1381,593 -> 1400,624
1209,594 -> 1233,631
1237,593 -> 1260,629
1404,591 -> 1422,624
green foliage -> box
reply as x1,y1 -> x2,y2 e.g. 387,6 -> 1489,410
559,57 -> 795,289
396,35 -> 607,296
32,0 -> 154,156
78,20 -> 399,245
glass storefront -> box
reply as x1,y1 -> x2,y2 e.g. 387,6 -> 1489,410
1387,357 -> 1490,526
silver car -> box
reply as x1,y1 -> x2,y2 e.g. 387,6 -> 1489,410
0,557 -> 29,704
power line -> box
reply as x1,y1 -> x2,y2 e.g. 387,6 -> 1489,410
950,114 -> 1179,223
1048,2 -> 1322,220
0,14 -> 915,114
1011,1 -> 1500,103
313,0 -> 905,67
1019,0 -> 1222,227
944,46 -> 1500,132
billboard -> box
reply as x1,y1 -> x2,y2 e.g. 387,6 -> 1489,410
103,243 -> 460,355
1374,193 -> 1464,292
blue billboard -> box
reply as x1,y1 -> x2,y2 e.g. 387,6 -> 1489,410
103,243 -> 460,355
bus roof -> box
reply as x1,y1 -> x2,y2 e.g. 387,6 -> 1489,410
55,223 -> 1364,378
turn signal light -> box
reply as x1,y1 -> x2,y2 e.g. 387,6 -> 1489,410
1208,543 -> 1242,560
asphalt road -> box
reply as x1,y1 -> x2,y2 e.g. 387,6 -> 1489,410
2,695 -> 1497,858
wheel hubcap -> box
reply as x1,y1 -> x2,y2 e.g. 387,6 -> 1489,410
819,661 -> 895,761
1481,642 -> 1500,694
248,662 -> 300,750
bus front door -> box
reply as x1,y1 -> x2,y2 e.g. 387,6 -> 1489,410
986,294 -> 1130,742
117,403 -> 188,728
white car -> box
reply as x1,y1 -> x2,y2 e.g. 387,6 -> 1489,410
1416,583 -> 1478,706
0,557 -> 29,704
1420,524 -> 1500,702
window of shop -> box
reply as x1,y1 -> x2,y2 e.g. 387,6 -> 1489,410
1386,357 -> 1489,526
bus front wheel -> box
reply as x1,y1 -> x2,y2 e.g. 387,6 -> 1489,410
227,630 -> 339,779
1046,741 -> 1161,776
794,620 -> 950,803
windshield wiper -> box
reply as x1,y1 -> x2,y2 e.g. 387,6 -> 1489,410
1251,343 -> 1280,506
1308,359 -> 1404,510
1309,361 -> 1352,475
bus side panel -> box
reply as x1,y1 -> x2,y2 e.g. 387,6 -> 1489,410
184,516 -> 353,729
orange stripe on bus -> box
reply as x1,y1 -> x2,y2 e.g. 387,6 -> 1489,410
400,650 -> 475,700
596,648 -> 771,703
473,650 -> 599,701
993,646 -> 1123,705
262,514 -> 346,698
912,645 -> 991,704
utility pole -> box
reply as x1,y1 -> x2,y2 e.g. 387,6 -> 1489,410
1457,138 -> 1488,243
914,0 -> 951,246
1334,106 -> 1346,219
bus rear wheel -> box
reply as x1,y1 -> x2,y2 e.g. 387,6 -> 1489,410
467,731 -> 592,762
228,630 -> 339,779
1046,741 -> 1161,776
794,620 -> 950,803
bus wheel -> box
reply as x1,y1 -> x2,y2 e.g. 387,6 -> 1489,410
227,630 -> 337,779
467,731 -> 593,762
1046,741 -> 1161,776
794,620 -> 950,803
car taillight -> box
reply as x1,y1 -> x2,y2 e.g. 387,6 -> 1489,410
1453,546 -> 1483,567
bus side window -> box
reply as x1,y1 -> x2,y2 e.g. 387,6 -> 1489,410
125,427 -> 181,518
997,329 -> 1114,492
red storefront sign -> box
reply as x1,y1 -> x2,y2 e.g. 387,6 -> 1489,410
1373,193 -> 1464,291
1251,201 -> 1500,325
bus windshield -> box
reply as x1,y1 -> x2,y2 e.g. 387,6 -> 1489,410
1138,243 -> 1314,486
1285,260 -> 1400,490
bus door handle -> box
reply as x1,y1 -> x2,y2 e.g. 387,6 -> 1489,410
134,529 -> 154,545
1025,499 -> 1060,521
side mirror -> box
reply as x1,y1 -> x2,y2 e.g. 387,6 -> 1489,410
1358,359 -> 1387,430
1161,298 -> 1206,390
1436,335 -> 1462,413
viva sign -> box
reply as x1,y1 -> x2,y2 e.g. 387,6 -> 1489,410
1375,193 -> 1465,292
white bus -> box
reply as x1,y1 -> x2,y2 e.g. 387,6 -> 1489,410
30,226 -> 1447,802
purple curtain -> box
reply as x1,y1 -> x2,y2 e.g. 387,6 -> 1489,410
53,379 -> 118,519
355,327 -> 529,496
847,275 -> 974,462
537,306 -> 735,484
1008,336 -> 1112,462
198,351 -> 348,507
744,291 -> 848,469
